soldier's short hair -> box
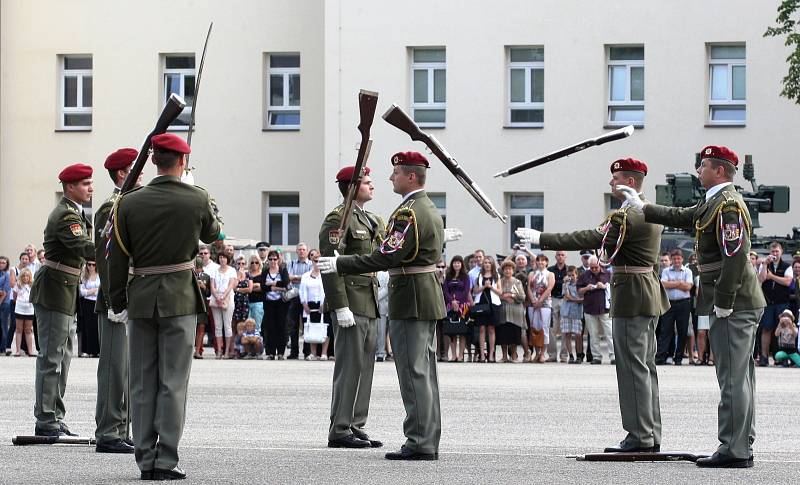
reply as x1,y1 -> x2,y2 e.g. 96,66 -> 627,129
398,165 -> 426,185
619,170 -> 644,189
152,149 -> 180,169
707,158 -> 736,179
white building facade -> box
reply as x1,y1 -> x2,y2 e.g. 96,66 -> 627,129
1,0 -> 797,259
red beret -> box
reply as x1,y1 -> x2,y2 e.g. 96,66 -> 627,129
701,145 -> 738,169
610,157 -> 648,175
151,134 -> 191,154
335,166 -> 371,183
391,151 -> 429,168
58,163 -> 93,183
104,148 -> 138,170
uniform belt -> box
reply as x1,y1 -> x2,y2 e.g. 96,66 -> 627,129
43,259 -> 82,276
129,260 -> 195,276
612,265 -> 653,274
360,273 -> 376,278
698,261 -> 723,273
388,264 -> 436,276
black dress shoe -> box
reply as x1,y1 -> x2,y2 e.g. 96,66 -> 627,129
695,451 -> 753,468
34,425 -> 66,437
149,466 -> 186,480
327,434 -> 371,448
96,438 -> 135,454
141,470 -> 154,480
59,422 -> 79,436
351,428 -> 383,448
385,445 -> 437,461
603,440 -> 656,453
124,437 -> 135,447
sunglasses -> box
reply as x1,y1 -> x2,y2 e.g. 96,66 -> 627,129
86,262 -> 96,266
436,265 -> 446,269
268,257 -> 278,261
237,262 -> 246,266
250,261 -> 260,265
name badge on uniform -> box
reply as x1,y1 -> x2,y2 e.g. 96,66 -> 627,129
69,223 -> 83,236
355,229 -> 367,235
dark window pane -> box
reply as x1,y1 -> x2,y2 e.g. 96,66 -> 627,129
184,75 -> 196,106
171,110 -> 191,126
288,74 -> 300,106
270,75 -> 284,106
531,69 -> 544,102
82,76 -> 92,107
710,45 -> 745,60
269,214 -> 283,245
269,111 -> 300,126
433,69 -> 446,103
64,56 -> 92,70
510,109 -> 543,123
710,106 -> 746,122
165,56 -> 195,69
64,113 -> 92,127
413,48 -> 445,63
165,74 -> 181,100
64,76 -> 78,107
630,67 -> 644,101
428,193 -> 446,209
270,194 -> 299,207
530,216 -> 544,231
413,109 -> 445,123
510,194 -> 543,209
288,214 -> 300,245
510,47 -> 544,63
510,215 -> 526,245
270,54 -> 300,68
609,46 -> 644,61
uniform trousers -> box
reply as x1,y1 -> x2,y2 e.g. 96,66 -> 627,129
585,312 -> 614,362
95,312 -> 129,442
33,305 -> 75,429
129,314 -> 195,472
612,315 -> 661,447
709,308 -> 762,459
389,319 -> 441,454
329,313 -> 377,440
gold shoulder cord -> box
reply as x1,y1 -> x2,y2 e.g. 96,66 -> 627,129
598,209 -> 628,265
694,194 -> 751,253
399,208 -> 419,263
112,198 -> 131,257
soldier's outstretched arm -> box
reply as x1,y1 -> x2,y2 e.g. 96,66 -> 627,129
540,228 -> 604,252
642,203 -> 695,230
56,212 -> 95,258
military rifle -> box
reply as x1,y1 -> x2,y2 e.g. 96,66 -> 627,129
382,104 -> 507,222
337,89 -> 379,251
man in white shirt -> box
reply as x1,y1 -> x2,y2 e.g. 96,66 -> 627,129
468,249 -> 485,288
657,249 -> 693,365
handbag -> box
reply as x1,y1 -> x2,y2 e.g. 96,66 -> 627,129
209,295 -> 228,309
304,311 -> 328,344
469,302 -> 492,318
282,286 -> 300,302
529,327 -> 545,348
443,310 -> 469,335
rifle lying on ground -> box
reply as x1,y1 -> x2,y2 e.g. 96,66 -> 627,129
494,125 -> 634,178
338,89 -> 379,251
383,104 -> 507,222
569,451 -> 708,462
12,435 -> 96,446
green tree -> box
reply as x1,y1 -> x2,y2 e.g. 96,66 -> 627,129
765,0 -> 800,104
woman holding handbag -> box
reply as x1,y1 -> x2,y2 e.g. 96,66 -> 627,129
300,250 -> 330,360
442,255 -> 471,362
472,256 -> 501,362
210,253 -> 237,358
497,259 -> 525,362
527,254 -> 555,363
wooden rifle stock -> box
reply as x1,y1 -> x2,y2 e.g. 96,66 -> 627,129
382,104 -> 507,222
338,89 -> 379,250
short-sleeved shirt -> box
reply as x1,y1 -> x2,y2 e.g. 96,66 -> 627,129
661,265 -> 693,301
548,264 -> 568,298
212,266 -> 238,304
576,269 -> 610,315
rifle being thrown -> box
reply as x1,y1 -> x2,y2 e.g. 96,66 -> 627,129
337,89 -> 379,251
382,104 -> 507,223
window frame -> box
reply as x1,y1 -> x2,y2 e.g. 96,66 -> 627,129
707,44 -> 746,126
162,54 -> 196,131
507,193 -> 545,248
59,55 -> 93,130
265,53 -> 301,131
506,47 -> 545,128
267,193 -> 300,246
606,46 -> 645,127
410,48 -> 446,128
428,192 -> 447,227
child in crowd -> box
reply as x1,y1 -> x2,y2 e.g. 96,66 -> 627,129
233,321 -> 246,359
12,268 -> 36,357
560,266 -> 584,364
240,318 -> 264,359
774,309 -> 799,367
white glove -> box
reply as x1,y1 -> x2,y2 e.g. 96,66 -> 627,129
107,309 -> 128,323
615,185 -> 645,211
317,250 -> 340,274
714,306 -> 733,319
515,228 -> 541,246
334,307 -> 356,327
443,228 -> 463,243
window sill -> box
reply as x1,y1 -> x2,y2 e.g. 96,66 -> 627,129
704,123 -> 745,128
604,124 -> 643,130
417,125 -> 445,130
503,125 -> 544,129
55,128 -> 92,132
262,128 -> 300,132
167,126 -> 190,132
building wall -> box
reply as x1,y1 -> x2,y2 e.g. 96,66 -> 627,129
1,0 -> 797,260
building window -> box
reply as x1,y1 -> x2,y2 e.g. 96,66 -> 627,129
607,46 -> 644,126
428,193 -> 447,227
266,54 -> 300,129
708,44 -> 746,125
163,55 -> 195,129
59,55 -> 92,129
605,194 -> 623,212
267,193 -> 299,246
507,47 -> 544,127
411,48 -> 446,127
508,194 -> 544,247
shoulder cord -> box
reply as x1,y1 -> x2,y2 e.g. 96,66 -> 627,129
598,210 -> 628,266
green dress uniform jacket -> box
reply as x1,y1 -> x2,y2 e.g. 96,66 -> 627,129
94,189 -> 119,313
643,184 -> 766,314
31,197 -> 95,314
319,204 -> 384,318
540,198 -> 670,318
108,176 -> 221,317
336,191 -> 446,321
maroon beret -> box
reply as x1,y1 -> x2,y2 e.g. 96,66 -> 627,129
104,148 -> 138,170
58,163 -> 93,183
151,134 -> 191,155
391,151 -> 429,168
335,166 -> 371,183
610,158 -> 648,175
701,145 -> 738,169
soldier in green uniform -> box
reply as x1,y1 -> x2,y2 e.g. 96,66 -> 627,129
619,145 -> 766,468
108,133 -> 221,481
31,163 -> 95,437
93,147 -> 139,454
517,158 -> 669,454
320,165 -> 385,449
319,151 -> 450,461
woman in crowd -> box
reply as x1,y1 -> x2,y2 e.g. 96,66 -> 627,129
435,259 -> 448,362
210,253 -> 237,358
473,256 -> 500,363
442,255 -> 471,362
12,268 -> 35,356
0,256 -> 12,355
788,259 -> 800,318
561,266 -> 584,363
232,256 -> 254,358
300,249 -> 330,360
528,254 -> 555,363
4,252 -> 26,355
77,260 -> 100,357
497,259 -> 525,363
262,249 -> 290,360
247,255 -> 266,336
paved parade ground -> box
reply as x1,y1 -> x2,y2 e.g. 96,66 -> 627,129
0,356 -> 797,483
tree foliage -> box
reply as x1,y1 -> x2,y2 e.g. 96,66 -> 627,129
765,0 -> 800,104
